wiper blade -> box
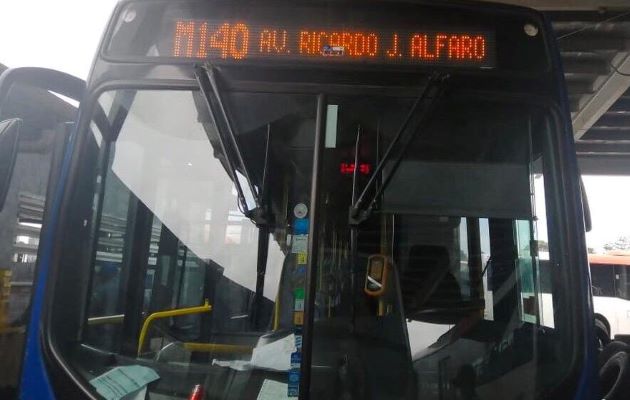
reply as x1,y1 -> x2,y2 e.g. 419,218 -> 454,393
348,72 -> 449,226
194,64 -> 267,225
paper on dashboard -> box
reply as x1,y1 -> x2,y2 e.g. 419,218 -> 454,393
213,333 -> 296,372
257,379 -> 290,400
89,365 -> 159,400
250,333 -> 295,371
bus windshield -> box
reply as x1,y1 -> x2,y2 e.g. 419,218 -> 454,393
60,81 -> 569,400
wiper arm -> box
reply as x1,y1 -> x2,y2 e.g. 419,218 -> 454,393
348,72 -> 449,226
194,64 -> 267,225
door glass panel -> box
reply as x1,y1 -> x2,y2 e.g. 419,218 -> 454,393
70,89 -> 316,399
0,81 -> 76,399
615,265 -> 630,300
312,96 -> 567,400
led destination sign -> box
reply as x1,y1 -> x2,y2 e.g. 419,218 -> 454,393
172,20 -> 496,68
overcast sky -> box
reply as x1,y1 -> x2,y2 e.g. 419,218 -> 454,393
0,0 -> 118,79
0,1 -> 629,251
583,175 -> 630,251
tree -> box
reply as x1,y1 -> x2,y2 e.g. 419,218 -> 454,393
603,236 -> 630,251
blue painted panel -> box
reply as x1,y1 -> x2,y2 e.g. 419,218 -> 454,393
19,126 -> 78,400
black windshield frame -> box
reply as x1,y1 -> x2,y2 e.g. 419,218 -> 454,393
38,63 -> 592,400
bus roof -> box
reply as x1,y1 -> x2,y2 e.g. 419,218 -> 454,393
588,253 -> 630,266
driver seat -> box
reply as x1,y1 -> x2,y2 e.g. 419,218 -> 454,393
400,245 -> 463,320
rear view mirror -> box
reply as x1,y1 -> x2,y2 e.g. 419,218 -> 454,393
0,118 -> 21,212
0,67 -> 85,212
0,67 -> 85,106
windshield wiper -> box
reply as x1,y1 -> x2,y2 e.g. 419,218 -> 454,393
348,72 -> 449,226
195,64 -> 272,331
194,64 -> 268,226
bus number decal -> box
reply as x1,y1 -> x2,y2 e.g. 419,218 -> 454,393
205,23 -> 250,60
173,20 -> 195,57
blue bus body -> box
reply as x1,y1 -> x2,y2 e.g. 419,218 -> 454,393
0,1 -> 602,399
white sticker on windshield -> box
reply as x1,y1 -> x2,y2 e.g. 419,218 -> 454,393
257,379 -> 290,400
291,234 -> 308,254
89,365 -> 159,400
325,104 -> 339,148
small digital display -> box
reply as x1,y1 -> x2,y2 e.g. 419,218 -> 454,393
171,20 -> 495,68
340,163 -> 371,175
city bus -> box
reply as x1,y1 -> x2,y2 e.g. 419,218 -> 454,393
590,254 -> 630,341
0,0 -> 607,399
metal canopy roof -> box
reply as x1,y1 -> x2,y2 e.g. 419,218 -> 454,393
553,13 -> 630,138
487,0 -> 629,11
552,8 -> 630,173
481,0 -> 630,173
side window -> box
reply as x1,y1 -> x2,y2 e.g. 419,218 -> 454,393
0,81 -> 76,398
84,153 -> 131,349
521,157 -> 553,327
590,265 -> 615,297
615,265 -> 630,300
514,220 -> 549,325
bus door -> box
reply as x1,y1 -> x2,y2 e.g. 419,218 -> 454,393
0,68 -> 84,398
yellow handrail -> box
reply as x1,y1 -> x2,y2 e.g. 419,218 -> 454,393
183,342 -> 253,354
137,300 -> 212,356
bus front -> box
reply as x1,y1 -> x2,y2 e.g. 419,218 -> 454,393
34,1 -> 594,399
